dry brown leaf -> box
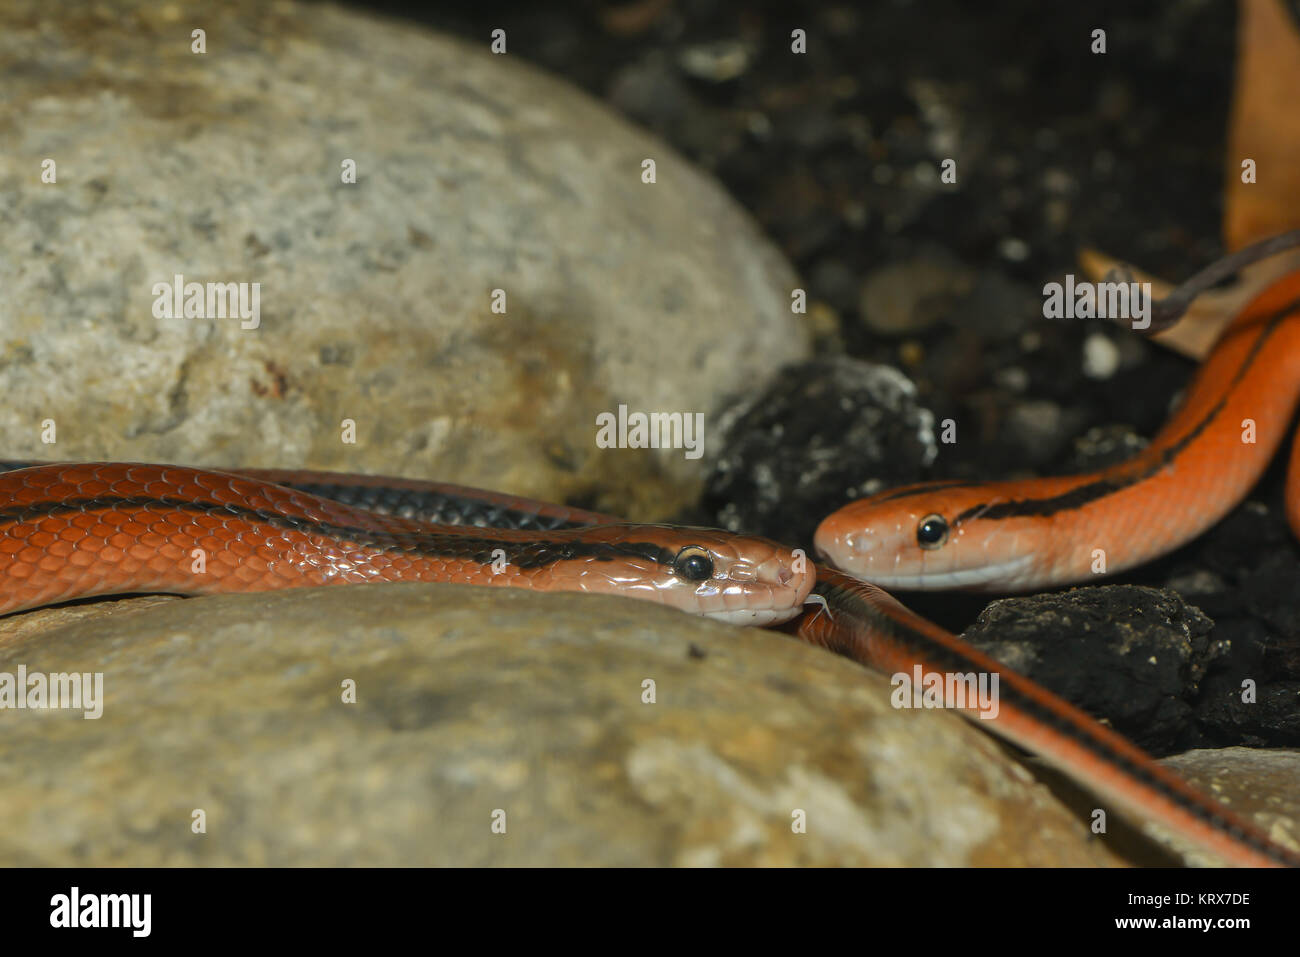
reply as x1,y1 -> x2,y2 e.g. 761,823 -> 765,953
1078,248 -> 1228,359
1224,0 -> 1300,251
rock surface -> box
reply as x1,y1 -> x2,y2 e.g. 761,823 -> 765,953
0,584 -> 1123,866
962,586 -> 1222,755
1161,747 -> 1300,859
0,0 -> 807,519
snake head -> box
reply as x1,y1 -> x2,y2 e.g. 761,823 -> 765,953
814,481 -> 1040,591
559,525 -> 816,625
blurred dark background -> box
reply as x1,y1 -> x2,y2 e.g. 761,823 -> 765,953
333,0 -> 1242,472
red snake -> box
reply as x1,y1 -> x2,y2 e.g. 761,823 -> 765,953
799,256 -> 1300,867
0,462 -> 813,626
0,458 -> 1293,866
815,270 -> 1300,592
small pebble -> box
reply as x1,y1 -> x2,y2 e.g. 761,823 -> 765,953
1082,332 -> 1120,380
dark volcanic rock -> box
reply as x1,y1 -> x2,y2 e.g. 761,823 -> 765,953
961,586 -> 1221,755
703,357 -> 936,548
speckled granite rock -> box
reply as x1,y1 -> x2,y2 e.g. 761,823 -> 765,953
0,584 -> 1123,866
0,0 -> 806,519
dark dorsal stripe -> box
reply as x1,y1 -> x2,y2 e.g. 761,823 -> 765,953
284,481 -> 587,532
0,495 -> 673,570
0,463 -> 595,534
951,294 -> 1300,523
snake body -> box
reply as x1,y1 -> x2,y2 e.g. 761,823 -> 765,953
799,568 -> 1299,867
0,462 -> 812,627
0,460 -> 1286,865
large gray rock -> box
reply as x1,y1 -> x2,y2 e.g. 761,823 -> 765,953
0,585 -> 1123,866
0,0 -> 807,518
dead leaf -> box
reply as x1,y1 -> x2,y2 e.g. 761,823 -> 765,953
1224,0 -> 1300,251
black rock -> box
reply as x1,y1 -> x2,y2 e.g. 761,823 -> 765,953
961,585 -> 1220,755
702,357 -> 935,549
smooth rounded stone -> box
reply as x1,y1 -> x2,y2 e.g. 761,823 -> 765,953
0,0 -> 806,519
0,584 -> 1121,866
1159,748 -> 1300,863
857,255 -> 975,335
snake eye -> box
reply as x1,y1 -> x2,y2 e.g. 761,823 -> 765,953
674,546 -> 714,582
916,514 -> 949,550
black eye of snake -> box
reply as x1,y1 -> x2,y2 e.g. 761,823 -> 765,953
917,514 -> 949,549
675,547 -> 714,581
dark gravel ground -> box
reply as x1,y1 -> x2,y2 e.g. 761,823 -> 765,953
346,1 -> 1300,754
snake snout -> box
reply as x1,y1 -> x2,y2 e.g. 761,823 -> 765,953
845,531 -> 878,555
813,523 -> 864,572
